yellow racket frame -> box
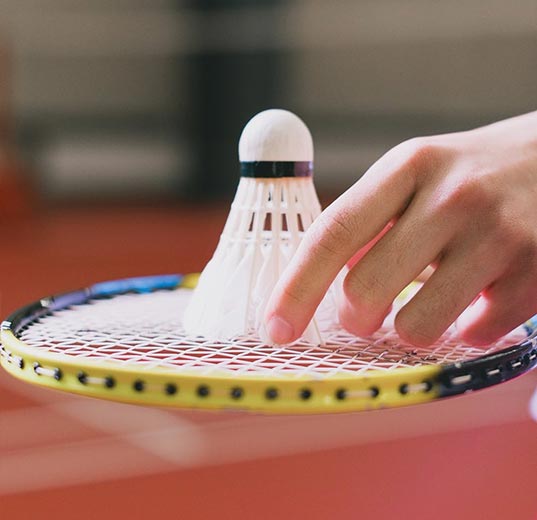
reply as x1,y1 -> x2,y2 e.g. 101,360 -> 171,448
2,273 -> 535,414
1,328 -> 439,413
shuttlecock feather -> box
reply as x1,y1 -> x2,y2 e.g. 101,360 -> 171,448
183,109 -> 338,344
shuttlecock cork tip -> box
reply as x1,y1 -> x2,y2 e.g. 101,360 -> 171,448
238,109 -> 313,162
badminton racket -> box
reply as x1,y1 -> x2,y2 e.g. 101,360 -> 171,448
1,273 -> 536,414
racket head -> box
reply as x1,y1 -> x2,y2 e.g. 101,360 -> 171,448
1,274 -> 536,414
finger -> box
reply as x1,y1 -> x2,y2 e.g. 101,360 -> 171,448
264,144 -> 420,344
394,240 -> 509,346
346,221 -> 394,270
339,189 -> 455,337
457,269 -> 537,345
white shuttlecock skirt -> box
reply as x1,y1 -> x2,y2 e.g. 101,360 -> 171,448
183,177 -> 340,345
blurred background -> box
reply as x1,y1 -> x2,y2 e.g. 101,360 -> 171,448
2,2 -> 537,519
2,0 -> 536,203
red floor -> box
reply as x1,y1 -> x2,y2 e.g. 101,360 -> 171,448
2,204 -> 537,519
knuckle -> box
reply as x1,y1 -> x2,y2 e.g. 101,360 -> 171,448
395,136 -> 446,176
437,176 -> 499,216
311,211 -> 355,258
493,220 -> 523,250
482,219 -> 537,265
514,233 -> 537,264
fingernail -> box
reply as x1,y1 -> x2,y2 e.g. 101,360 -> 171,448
266,315 -> 294,344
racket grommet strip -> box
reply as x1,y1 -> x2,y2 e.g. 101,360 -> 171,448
508,357 -> 524,371
447,373 -> 472,388
77,372 -> 118,388
165,383 -> 178,395
230,387 -> 244,399
299,388 -> 312,400
33,361 -> 62,381
265,387 -> 278,400
399,381 -> 434,395
0,345 -> 24,369
483,366 -> 503,380
197,384 -> 210,397
369,386 -> 380,398
133,380 -> 145,392
335,389 -> 347,400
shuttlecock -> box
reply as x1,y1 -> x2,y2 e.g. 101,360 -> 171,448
183,109 -> 337,344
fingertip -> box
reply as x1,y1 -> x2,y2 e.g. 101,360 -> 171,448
264,291 -> 306,345
396,325 -> 439,348
264,273 -> 324,344
338,299 -> 385,338
394,310 -> 440,347
265,315 -> 296,345
456,297 -> 513,346
457,328 -> 498,346
456,298 -> 496,346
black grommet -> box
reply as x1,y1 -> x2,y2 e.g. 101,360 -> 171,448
523,354 -> 531,366
197,385 -> 210,397
165,383 -> 177,395
265,388 -> 278,400
33,362 -> 40,374
399,383 -> 409,395
18,358 -> 25,370
133,380 -> 145,392
369,386 -> 380,398
53,368 -> 62,381
300,388 -> 312,400
104,376 -> 116,388
422,380 -> 433,392
336,388 -> 347,400
230,387 -> 243,399
78,372 -> 88,385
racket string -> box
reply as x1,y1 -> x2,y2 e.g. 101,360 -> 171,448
16,289 -> 526,377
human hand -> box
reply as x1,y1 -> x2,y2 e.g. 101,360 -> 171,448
265,111 -> 537,346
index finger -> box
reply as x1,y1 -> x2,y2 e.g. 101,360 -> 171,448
264,144 -> 420,344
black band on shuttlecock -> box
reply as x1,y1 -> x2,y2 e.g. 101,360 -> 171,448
240,161 -> 313,178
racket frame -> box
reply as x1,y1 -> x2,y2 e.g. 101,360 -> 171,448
1,274 -> 536,414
